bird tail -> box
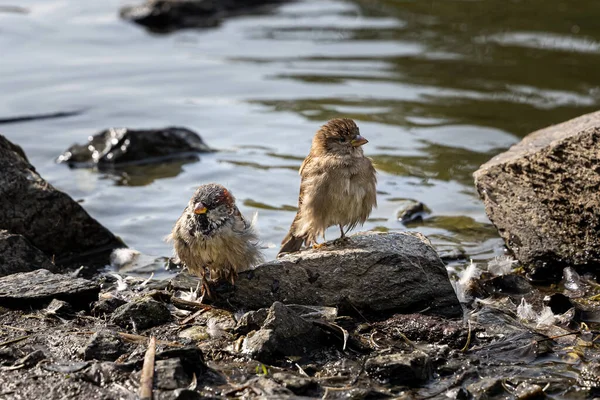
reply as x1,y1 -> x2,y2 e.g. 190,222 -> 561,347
278,233 -> 305,256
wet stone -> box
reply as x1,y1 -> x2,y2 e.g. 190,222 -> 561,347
111,298 -> 171,330
365,351 -> 432,386
514,382 -> 544,399
467,377 -> 505,398
272,372 -> 319,396
155,346 -> 207,377
0,230 -> 56,277
0,135 -> 123,270
0,269 -> 100,309
90,296 -> 127,317
396,199 -> 431,224
234,308 -> 269,334
242,302 -> 324,364
83,330 -> 126,362
58,126 -> 212,167
154,359 -> 191,390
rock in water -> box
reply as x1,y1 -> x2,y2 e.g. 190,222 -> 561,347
0,135 -> 123,269
0,230 -> 56,277
57,127 -> 212,167
120,0 -> 290,32
172,232 -> 462,318
474,110 -> 600,280
0,269 -> 99,308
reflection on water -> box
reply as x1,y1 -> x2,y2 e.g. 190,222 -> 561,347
0,0 -> 599,277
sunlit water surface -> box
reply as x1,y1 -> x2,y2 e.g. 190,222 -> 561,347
1,0 -> 599,278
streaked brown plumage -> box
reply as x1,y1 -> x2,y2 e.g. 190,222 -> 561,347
167,183 -> 263,296
279,118 -> 377,255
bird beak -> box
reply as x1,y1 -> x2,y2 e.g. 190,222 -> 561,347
351,135 -> 368,147
194,203 -> 207,215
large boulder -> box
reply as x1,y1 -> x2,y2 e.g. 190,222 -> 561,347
172,231 -> 462,318
120,0 -> 290,32
0,135 -> 123,269
57,126 -> 212,168
474,110 -> 600,280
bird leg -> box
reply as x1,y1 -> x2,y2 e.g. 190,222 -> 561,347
200,274 -> 213,300
339,225 -> 346,239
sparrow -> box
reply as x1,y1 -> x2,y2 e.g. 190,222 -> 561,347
279,118 -> 377,255
167,183 -> 263,296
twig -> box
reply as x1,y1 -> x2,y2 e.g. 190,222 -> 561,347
118,332 -> 182,348
461,320 -> 472,352
0,335 -> 30,347
139,336 -> 156,400
394,328 -> 416,349
2,325 -> 29,332
171,297 -> 212,311
180,308 -> 208,325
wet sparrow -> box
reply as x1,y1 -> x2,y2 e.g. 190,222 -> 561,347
167,183 -> 263,296
279,118 -> 377,255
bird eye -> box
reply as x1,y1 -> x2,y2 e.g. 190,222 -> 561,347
338,137 -> 346,143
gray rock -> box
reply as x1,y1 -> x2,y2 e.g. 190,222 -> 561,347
0,135 -> 123,270
154,346 -> 207,377
395,199 -> 430,224
154,359 -> 191,390
90,296 -> 127,317
173,232 -> 462,318
13,350 -> 46,369
242,302 -> 324,363
474,110 -> 600,280
0,269 -> 99,308
234,308 -> 269,334
120,0 -> 290,32
467,377 -> 505,399
272,372 -> 318,396
58,127 -> 212,167
83,330 -> 126,361
0,230 -> 55,277
111,298 -> 171,330
514,382 -> 544,400
365,351 -> 432,386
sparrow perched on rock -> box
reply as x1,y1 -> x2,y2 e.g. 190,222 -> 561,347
167,183 -> 263,296
279,118 -> 377,255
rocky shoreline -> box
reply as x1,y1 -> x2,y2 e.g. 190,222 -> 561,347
2,110 -> 600,399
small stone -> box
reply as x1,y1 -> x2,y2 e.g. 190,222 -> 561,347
395,199 -> 430,224
155,346 -> 207,377
0,269 -> 99,309
178,326 -> 209,342
90,297 -> 127,317
242,302 -> 324,363
83,330 -> 126,361
154,359 -> 191,390
365,351 -> 432,386
514,382 -> 544,399
272,372 -> 318,396
467,378 -> 505,398
111,298 -> 171,330
234,308 -> 268,334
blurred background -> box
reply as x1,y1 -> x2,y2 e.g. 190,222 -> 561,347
1,0 -> 599,277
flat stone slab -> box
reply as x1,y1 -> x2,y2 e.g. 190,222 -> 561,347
474,110 -> 600,279
0,269 -> 100,308
172,232 -> 462,318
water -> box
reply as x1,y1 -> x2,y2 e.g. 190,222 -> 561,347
1,0 -> 599,277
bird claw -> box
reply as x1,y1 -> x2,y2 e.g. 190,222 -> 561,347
312,243 -> 326,250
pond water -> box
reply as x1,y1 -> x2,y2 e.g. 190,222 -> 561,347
1,0 -> 599,277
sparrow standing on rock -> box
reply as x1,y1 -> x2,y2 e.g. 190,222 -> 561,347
167,183 -> 263,296
279,118 -> 377,255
